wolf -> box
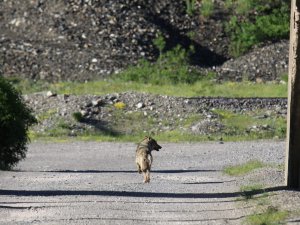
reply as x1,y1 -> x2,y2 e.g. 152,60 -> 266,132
135,136 -> 162,183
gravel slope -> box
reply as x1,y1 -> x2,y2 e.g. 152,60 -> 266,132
25,92 -> 288,137
0,0 -> 288,81
1,141 -> 299,224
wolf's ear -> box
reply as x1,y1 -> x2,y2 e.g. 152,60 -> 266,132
144,136 -> 150,140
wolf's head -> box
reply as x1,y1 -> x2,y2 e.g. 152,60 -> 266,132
142,136 -> 162,151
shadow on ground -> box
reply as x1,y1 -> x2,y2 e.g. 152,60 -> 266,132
26,169 -> 219,174
0,186 -> 287,199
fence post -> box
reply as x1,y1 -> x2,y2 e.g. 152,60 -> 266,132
286,0 -> 300,188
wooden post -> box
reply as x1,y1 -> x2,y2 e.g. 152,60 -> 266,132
286,0 -> 300,189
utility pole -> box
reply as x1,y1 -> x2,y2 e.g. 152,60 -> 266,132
286,0 -> 300,188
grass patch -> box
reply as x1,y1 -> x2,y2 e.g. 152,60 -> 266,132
36,109 -> 57,122
29,130 -> 212,143
225,0 -> 290,57
30,108 -> 286,143
245,206 -> 288,225
29,128 -> 284,143
224,160 -> 266,176
13,79 -> 288,98
200,0 -> 214,18
72,112 -> 84,122
185,0 -> 197,16
213,109 -> 286,140
193,108 -> 287,141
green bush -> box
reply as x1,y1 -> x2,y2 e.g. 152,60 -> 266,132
117,45 -> 199,85
0,77 -> 37,170
117,34 -> 200,85
185,0 -> 196,16
200,0 -> 214,18
72,112 -> 84,122
225,0 -> 290,57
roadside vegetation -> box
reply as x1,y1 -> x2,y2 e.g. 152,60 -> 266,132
225,0 -> 290,57
224,160 -> 267,176
223,162 -> 289,224
240,184 -> 289,225
28,106 -> 287,143
11,78 -> 287,98
0,77 -> 37,169
185,0 -> 290,57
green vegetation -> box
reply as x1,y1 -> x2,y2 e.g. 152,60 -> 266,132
185,0 -> 197,16
183,0 -> 290,57
12,79 -> 288,98
114,102 -> 126,110
117,35 -> 199,85
0,77 -> 37,170
245,206 -> 288,225
28,107 -> 287,142
36,109 -> 57,122
200,0 -> 214,18
213,109 -> 286,140
46,121 -> 74,137
224,160 -> 266,176
225,0 -> 290,57
72,112 -> 84,122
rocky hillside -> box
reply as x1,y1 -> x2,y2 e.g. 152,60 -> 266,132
0,0 -> 289,82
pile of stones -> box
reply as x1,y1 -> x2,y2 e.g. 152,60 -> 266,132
25,91 -> 287,136
0,0 -> 289,82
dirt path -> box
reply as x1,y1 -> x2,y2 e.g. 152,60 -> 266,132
0,141 -> 288,224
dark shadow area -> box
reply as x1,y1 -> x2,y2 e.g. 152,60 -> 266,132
0,186 -> 287,198
0,205 -> 32,209
153,169 -> 218,173
182,181 -> 233,185
287,219 -> 300,223
20,169 -> 219,174
144,12 -> 228,67
81,118 -> 120,137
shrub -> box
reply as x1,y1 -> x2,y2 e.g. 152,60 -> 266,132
114,102 -> 126,110
72,112 -> 84,122
225,0 -> 290,57
117,35 -> 200,85
185,0 -> 197,16
200,0 -> 214,18
117,46 -> 199,84
0,77 -> 37,170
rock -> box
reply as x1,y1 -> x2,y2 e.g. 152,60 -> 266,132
191,119 -> 224,135
46,91 -> 57,97
136,102 -> 145,109
80,110 -> 88,117
92,99 -> 103,107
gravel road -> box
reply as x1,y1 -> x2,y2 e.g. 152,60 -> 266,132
1,140 -> 299,225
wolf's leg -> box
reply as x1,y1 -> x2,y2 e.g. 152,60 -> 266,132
148,154 -> 153,170
143,171 -> 147,183
136,163 -> 142,173
145,170 -> 150,183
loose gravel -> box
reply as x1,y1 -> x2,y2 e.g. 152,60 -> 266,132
0,0 -> 288,82
1,141 -> 298,225
25,92 -> 288,136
